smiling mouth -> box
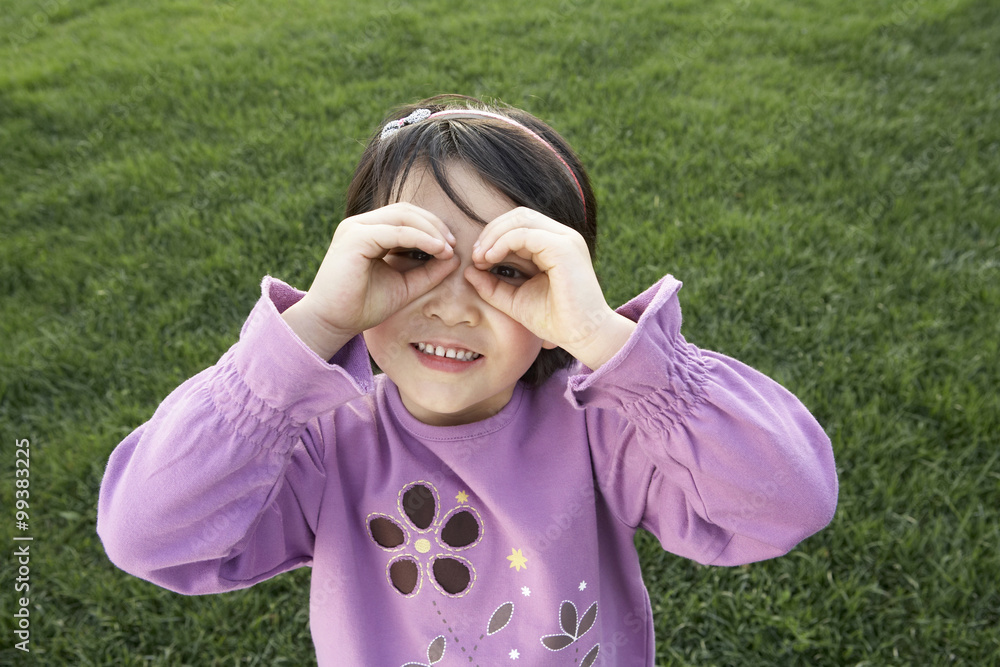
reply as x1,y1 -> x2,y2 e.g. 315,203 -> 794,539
414,342 -> 482,362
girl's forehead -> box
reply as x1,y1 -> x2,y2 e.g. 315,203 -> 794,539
396,162 -> 515,227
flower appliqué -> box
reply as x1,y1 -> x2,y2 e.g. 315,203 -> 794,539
367,480 -> 483,598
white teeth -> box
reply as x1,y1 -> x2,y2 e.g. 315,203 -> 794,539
415,342 -> 481,361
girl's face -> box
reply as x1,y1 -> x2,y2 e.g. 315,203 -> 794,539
363,163 -> 553,426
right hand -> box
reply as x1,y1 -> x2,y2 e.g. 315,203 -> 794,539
282,203 -> 458,358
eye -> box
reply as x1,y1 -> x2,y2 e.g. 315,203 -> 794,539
489,264 -> 529,285
398,249 -> 433,262
385,248 -> 433,270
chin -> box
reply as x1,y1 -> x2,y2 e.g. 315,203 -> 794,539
406,392 -> 497,426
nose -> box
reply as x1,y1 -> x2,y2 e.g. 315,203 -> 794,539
421,265 -> 481,327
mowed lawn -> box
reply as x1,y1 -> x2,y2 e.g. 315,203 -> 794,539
1,0 -> 998,664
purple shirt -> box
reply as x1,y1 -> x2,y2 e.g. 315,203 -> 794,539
98,275 -> 837,665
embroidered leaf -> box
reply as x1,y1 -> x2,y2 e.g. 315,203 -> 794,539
581,644 -> 600,667
427,635 -> 446,663
402,484 -> 436,530
560,601 -> 578,636
400,663 -> 425,667
487,602 -> 514,635
540,633 -> 575,650
577,602 -> 598,637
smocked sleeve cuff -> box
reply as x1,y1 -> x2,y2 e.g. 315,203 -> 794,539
219,276 -> 374,432
566,275 -> 709,432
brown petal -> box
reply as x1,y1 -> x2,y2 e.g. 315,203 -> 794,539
440,509 -> 481,549
432,556 -> 472,595
369,516 -> 405,549
401,483 -> 436,530
388,557 -> 419,595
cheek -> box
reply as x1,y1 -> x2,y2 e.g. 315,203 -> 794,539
362,324 -> 400,369
496,320 -> 546,366
517,339 -> 545,368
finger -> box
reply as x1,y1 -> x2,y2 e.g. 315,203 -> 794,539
398,254 -> 461,303
463,265 -> 519,317
473,207 -> 569,262
360,202 -> 457,245
474,227 -> 564,272
357,224 -> 455,261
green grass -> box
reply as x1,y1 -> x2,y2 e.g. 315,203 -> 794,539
1,0 -> 998,664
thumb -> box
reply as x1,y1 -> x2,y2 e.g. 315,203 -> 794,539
465,266 -> 558,350
398,255 -> 461,305
463,266 -> 518,317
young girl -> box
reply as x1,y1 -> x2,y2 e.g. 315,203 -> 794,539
98,95 -> 837,665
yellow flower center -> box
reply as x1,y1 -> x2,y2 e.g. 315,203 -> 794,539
415,538 -> 431,554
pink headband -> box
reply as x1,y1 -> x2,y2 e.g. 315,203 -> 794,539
380,108 -> 586,217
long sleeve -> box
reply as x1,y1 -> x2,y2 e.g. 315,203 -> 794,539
97,277 -> 374,594
568,276 -> 838,566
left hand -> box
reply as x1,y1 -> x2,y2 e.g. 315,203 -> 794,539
464,207 -> 636,370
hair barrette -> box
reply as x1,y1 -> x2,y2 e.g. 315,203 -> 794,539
380,108 -> 432,140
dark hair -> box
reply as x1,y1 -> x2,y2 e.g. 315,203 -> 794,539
346,94 -> 598,386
